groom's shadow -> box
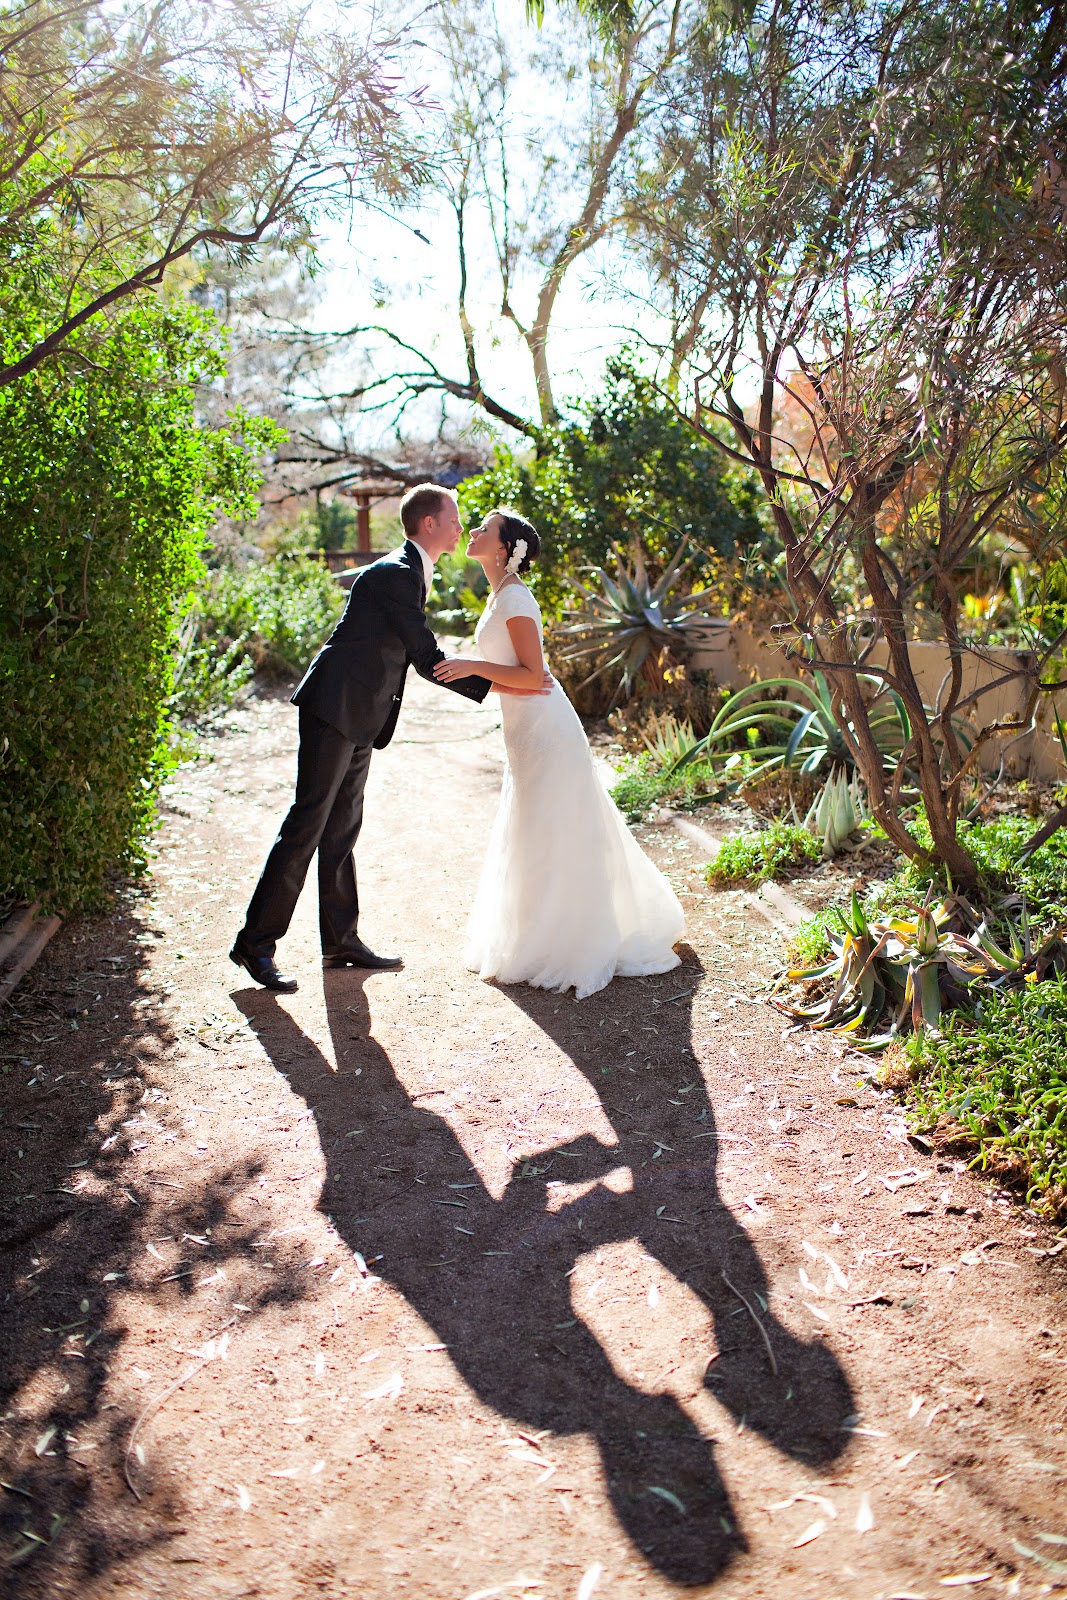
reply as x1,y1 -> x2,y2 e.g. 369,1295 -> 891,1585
234,962 -> 853,1586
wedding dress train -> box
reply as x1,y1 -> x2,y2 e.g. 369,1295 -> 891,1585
465,582 -> 685,999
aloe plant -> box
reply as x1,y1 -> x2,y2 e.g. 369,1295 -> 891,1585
777,890 -> 1067,1050
804,767 -> 869,858
639,710 -> 701,767
553,538 -> 720,704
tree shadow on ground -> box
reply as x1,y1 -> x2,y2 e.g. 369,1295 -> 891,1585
0,899 -> 306,1597
234,952 -> 854,1587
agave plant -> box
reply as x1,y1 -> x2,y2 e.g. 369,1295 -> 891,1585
553,538 -> 720,704
776,890 -> 1066,1049
672,671 -> 909,794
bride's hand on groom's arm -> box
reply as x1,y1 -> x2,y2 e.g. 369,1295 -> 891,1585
433,656 -> 481,683
435,658 -> 554,695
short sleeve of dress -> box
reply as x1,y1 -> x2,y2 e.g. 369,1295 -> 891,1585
493,584 -> 542,630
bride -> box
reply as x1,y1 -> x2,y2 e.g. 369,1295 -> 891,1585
434,508 -> 685,999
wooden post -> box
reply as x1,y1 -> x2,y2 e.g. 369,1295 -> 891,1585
356,493 -> 371,554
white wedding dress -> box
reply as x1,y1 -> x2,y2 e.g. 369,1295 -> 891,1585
465,582 -> 685,999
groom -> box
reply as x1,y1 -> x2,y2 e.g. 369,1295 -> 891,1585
230,484 -> 495,992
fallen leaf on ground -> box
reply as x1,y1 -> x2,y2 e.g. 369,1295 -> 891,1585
647,1485 -> 686,1514
363,1371 -> 403,1401
508,1450 -> 557,1469
796,1492 -> 836,1519
938,1576 -> 993,1587
577,1565 -> 604,1600
855,1492 -> 873,1532
1013,1539 -> 1067,1580
792,1518 -> 825,1547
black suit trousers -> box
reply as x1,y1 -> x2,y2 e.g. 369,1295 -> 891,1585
240,707 -> 374,958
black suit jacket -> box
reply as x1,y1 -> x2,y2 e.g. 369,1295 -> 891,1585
291,542 -> 491,748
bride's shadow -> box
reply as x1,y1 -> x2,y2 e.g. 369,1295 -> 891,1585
496,955 -> 854,1464
234,961 -> 852,1586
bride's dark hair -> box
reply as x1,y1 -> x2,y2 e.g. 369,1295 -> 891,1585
493,508 -> 540,574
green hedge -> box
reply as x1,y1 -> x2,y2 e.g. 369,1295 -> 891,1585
0,300 -> 272,911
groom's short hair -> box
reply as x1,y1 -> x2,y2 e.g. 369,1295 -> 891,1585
400,483 -> 452,537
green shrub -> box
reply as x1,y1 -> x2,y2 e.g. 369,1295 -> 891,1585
426,550 -> 489,636
204,556 -> 344,678
706,822 -> 822,886
906,979 -> 1067,1217
170,554 -> 345,723
0,297 -> 273,911
167,614 -> 255,726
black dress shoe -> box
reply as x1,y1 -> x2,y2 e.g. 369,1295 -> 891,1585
322,939 -> 403,971
229,941 -> 298,993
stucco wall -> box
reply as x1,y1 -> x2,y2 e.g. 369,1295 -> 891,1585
686,621 -> 1064,779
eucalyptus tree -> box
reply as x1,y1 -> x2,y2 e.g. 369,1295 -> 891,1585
636,0 -> 1067,889
0,0 -> 424,387
284,0 -> 686,463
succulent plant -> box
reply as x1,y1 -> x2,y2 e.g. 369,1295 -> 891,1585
671,672 -> 908,798
553,538 -> 720,704
639,710 -> 701,767
776,890 -> 1067,1049
803,767 -> 869,858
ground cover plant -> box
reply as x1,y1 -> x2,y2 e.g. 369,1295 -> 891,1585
790,809 -> 1067,966
611,753 -> 724,822
705,822 -> 822,887
771,810 -> 1067,1215
904,978 -> 1067,1217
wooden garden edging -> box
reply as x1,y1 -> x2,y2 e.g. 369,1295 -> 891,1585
0,902 -> 62,1006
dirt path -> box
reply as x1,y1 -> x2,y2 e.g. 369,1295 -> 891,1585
2,676 -> 1066,1600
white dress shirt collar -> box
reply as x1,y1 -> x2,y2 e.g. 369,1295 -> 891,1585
408,539 -> 435,592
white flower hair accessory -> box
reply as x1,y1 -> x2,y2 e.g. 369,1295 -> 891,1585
505,537 -> 528,575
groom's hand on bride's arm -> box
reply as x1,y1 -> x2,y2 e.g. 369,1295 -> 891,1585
497,673 -> 554,696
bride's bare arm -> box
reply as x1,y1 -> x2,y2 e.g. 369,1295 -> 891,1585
433,616 -> 551,693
